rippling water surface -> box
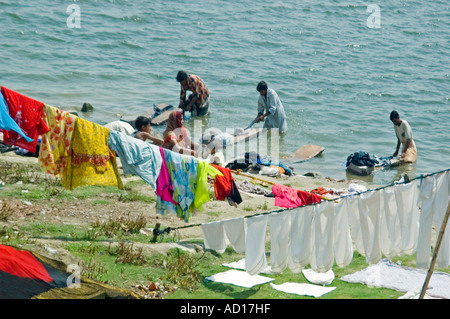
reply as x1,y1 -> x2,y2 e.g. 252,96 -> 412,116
1,0 -> 449,186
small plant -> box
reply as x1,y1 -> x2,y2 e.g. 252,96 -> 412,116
0,201 -> 14,221
115,241 -> 147,265
118,190 -> 155,203
79,259 -> 107,282
0,161 -> 61,186
90,213 -> 148,238
0,225 -> 35,247
258,201 -> 268,210
164,248 -> 204,291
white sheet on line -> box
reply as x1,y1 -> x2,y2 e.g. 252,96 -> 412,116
223,217 -> 246,253
333,197 -> 353,268
432,171 -> 450,267
393,179 -> 420,255
269,211 -> 290,273
357,190 -> 382,265
202,217 -> 246,254
380,186 -> 402,259
202,220 -> 227,253
288,204 -> 315,273
310,200 -> 335,272
245,214 -> 268,275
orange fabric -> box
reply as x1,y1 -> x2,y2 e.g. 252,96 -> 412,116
311,187 -> 334,196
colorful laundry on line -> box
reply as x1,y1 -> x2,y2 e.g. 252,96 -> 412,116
62,117 -> 123,190
38,104 -> 76,176
1,86 -> 49,153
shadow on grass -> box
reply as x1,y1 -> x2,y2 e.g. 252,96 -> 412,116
201,279 -> 262,299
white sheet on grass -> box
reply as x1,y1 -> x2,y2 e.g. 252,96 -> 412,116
270,282 -> 336,298
340,259 -> 450,299
302,268 -> 335,286
205,269 -> 274,288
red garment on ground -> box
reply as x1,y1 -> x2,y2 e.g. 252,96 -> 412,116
272,183 -> 321,208
211,164 -> 232,200
0,245 -> 53,282
1,86 -> 49,153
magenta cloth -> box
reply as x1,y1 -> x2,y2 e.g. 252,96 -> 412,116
155,147 -> 178,205
1,86 -> 49,153
272,183 -> 321,208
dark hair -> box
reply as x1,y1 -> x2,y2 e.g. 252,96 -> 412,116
176,70 -> 189,82
390,110 -> 399,121
256,81 -> 268,92
135,116 -> 151,131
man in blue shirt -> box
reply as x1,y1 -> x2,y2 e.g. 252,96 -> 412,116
254,81 -> 287,134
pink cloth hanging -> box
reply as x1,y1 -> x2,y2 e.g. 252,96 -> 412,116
272,183 -> 321,208
155,147 -> 178,205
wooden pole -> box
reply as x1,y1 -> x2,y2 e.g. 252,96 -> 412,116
231,169 -> 275,185
419,199 -> 450,299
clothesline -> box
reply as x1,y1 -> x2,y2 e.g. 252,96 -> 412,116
203,168 -> 450,276
209,167 -> 450,223
156,167 -> 450,240
0,86 -> 245,223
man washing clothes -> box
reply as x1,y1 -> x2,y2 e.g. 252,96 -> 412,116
176,70 -> 210,116
390,110 -> 417,163
254,81 -> 287,134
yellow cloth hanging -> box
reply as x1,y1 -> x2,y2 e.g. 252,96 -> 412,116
62,117 -> 123,190
193,161 -> 223,210
38,105 -> 76,176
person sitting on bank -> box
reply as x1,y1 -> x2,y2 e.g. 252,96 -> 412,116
254,80 -> 287,134
390,110 -> 417,163
162,111 -> 199,156
132,116 -> 163,146
176,70 -> 210,116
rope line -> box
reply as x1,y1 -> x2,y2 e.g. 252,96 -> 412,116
154,167 -> 450,237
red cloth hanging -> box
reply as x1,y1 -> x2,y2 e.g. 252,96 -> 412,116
0,245 -> 53,282
211,164 -> 232,200
1,86 -> 49,153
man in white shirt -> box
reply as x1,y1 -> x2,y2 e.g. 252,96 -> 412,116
255,81 -> 287,134
390,110 -> 417,163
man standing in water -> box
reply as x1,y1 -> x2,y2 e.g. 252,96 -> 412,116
390,110 -> 417,163
176,70 -> 210,116
254,81 -> 287,134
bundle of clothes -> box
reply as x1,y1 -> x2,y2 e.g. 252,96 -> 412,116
0,86 -> 242,222
225,151 -> 295,176
346,151 -> 392,169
